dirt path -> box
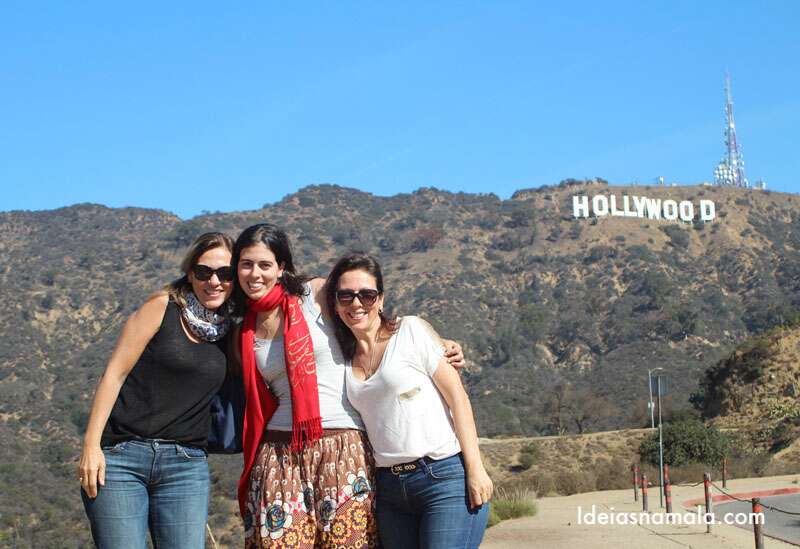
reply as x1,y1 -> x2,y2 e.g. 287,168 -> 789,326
482,474 -> 800,548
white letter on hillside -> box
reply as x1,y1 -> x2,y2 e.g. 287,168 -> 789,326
633,195 -> 647,218
610,195 -> 624,216
679,201 -> 694,222
663,200 -> 679,221
593,195 -> 609,217
573,195 -> 590,218
622,195 -> 636,217
645,198 -> 662,219
700,200 -> 716,221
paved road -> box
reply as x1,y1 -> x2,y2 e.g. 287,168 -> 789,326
482,475 -> 800,548
717,493 -> 800,546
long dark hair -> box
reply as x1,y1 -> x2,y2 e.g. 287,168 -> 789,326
232,223 -> 308,312
164,232 -> 234,310
325,252 -> 398,360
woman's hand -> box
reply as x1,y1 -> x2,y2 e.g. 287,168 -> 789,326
431,355 -> 492,511
466,466 -> 494,509
442,339 -> 465,369
78,445 -> 106,498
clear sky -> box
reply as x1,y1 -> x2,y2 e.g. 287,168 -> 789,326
1,1 -> 798,219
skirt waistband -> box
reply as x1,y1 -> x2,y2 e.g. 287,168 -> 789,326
263,428 -> 359,444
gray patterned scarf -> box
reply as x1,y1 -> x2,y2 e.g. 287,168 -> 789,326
181,290 -> 231,342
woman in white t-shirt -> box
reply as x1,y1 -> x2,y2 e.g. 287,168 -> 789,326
325,252 -> 492,549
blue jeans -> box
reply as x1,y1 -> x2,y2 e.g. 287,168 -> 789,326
376,453 -> 489,549
81,439 -> 210,549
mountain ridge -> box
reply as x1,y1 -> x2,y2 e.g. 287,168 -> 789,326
2,181 -> 800,546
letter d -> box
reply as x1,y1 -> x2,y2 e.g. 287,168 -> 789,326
700,200 -> 716,222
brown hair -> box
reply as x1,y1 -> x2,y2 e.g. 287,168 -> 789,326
325,252 -> 398,360
164,232 -> 235,309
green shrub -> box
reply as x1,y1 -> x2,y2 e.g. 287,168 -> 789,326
488,488 -> 537,527
518,442 -> 541,470
487,505 -> 502,528
661,225 -> 690,248
639,418 -> 730,467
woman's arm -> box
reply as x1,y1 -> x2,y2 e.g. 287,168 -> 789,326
431,358 -> 493,509
78,293 -> 168,498
308,276 -> 328,315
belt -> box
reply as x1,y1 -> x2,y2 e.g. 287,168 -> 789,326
380,456 -> 438,475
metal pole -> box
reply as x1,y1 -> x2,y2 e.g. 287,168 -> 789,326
752,498 -> 764,549
664,475 -> 673,514
648,370 -> 655,429
657,375 -> 664,508
704,473 -> 713,533
642,474 -> 648,512
632,464 -> 639,501
722,457 -> 727,489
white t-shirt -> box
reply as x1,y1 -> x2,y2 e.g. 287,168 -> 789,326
255,283 -> 365,431
345,316 -> 461,467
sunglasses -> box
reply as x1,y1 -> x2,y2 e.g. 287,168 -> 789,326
335,289 -> 381,307
192,264 -> 235,282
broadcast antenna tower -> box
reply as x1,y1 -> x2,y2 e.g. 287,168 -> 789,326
713,72 -> 749,188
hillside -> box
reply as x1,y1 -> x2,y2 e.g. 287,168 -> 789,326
480,429 -> 650,496
694,323 -> 800,459
2,181 -> 800,546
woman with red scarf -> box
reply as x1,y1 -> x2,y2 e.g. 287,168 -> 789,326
233,224 -> 463,548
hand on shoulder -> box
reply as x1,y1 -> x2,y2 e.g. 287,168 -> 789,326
308,277 -> 329,316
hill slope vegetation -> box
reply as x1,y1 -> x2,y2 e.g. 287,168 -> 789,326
2,181 -> 800,545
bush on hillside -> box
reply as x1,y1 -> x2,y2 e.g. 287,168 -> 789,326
517,442 -> 541,470
661,225 -> 690,249
639,418 -> 730,467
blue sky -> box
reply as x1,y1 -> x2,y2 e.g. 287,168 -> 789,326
1,1 -> 798,219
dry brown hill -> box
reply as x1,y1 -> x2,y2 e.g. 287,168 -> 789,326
480,429 -> 650,496
695,324 -> 800,460
3,181 -> 800,546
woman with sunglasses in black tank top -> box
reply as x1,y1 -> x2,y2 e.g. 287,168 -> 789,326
78,232 -> 236,549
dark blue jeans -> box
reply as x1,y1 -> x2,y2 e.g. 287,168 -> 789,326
81,439 -> 210,549
376,453 -> 489,549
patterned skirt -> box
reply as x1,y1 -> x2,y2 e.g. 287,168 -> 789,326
244,429 -> 379,549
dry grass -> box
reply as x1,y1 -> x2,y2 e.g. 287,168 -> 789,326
481,428 -> 800,499
482,429 -> 651,497
488,487 -> 538,528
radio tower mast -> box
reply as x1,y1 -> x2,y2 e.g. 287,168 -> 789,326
714,72 -> 749,188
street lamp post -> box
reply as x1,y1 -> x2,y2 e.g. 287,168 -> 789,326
647,368 -> 663,429
647,367 -> 665,508
657,374 -> 664,509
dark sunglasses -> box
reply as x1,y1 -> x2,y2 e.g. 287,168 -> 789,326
192,264 -> 234,282
335,289 -> 381,307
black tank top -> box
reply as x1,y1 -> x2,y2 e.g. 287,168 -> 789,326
101,301 -> 228,448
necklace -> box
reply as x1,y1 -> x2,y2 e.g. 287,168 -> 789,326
257,309 -> 282,339
364,327 -> 381,379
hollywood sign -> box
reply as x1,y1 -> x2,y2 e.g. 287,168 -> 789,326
572,194 -> 716,222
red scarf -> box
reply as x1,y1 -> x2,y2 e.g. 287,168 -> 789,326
237,283 -> 322,517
